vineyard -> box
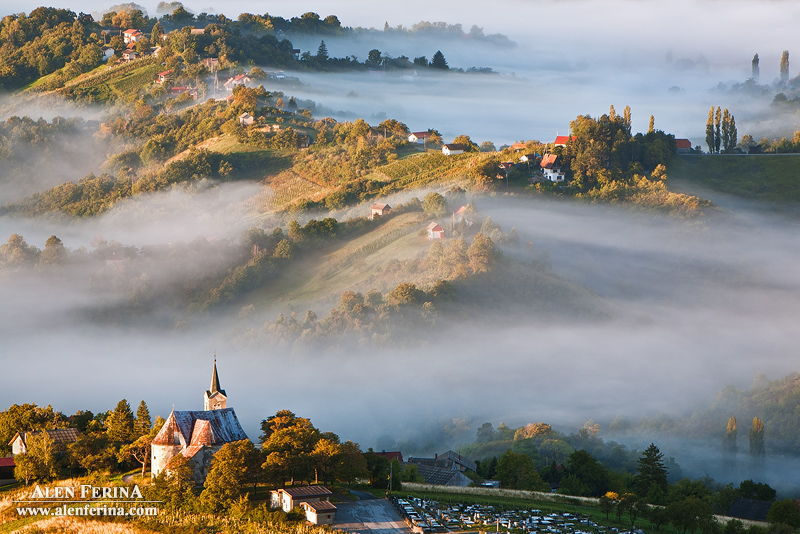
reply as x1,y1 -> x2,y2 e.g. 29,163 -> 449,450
54,58 -> 159,101
373,152 -> 484,194
245,172 -> 331,212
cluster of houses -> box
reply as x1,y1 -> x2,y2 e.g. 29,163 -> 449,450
375,449 -> 483,488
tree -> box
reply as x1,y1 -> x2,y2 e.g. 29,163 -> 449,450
135,400 -> 151,438
721,109 -> 731,153
749,417 -> 765,465
752,53 -> 759,81
476,422 -> 495,443
106,399 -> 135,443
119,434 -> 152,479
14,432 -> 57,484
201,440 -> 261,512
367,49 -> 382,67
668,497 -> 714,534
479,141 -> 496,152
623,105 -> 632,130
39,235 -> 67,266
723,417 -> 737,474
422,192 -> 447,216
467,233 -> 497,273
648,115 -> 655,133
767,500 -> 800,528
563,450 -> 608,497
452,134 -> 478,152
316,40 -> 328,61
780,50 -> 789,83
338,441 -> 368,485
496,450 -> 547,491
706,107 -> 715,154
430,50 -> 449,69
714,107 -> 722,154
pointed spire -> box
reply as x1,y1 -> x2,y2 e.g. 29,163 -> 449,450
210,354 -> 221,394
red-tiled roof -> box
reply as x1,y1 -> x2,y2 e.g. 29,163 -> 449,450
375,451 -> 403,462
410,131 -> 430,138
554,135 -> 576,145
540,153 -> 559,169
0,457 -> 15,467
676,138 -> 692,149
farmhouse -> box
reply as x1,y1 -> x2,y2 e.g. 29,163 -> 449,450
223,74 -> 251,92
369,203 -> 391,219
442,143 -> 466,156
271,486 -> 334,513
121,50 -> 139,62
540,153 -> 566,182
156,70 -> 173,84
239,112 -> 255,126
427,222 -> 445,239
122,29 -> 143,44
676,138 -> 692,154
408,131 -> 430,143
8,428 -> 80,455
150,360 -> 248,483
553,135 -> 576,147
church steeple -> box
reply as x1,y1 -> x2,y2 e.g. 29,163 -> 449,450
204,355 -> 227,411
210,358 -> 222,394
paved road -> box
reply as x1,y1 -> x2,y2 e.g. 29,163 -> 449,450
334,499 -> 413,534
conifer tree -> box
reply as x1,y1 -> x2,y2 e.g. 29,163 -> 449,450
135,400 -> 151,437
316,40 -> 328,60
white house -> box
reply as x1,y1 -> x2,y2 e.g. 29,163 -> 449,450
553,135 -> 576,147
540,153 -> 566,182
427,222 -> 445,239
122,29 -> 143,44
441,143 -> 466,156
369,203 -> 391,219
301,500 -> 337,525
270,486 -> 333,513
223,74 -> 251,92
9,429 -> 80,455
239,112 -> 255,126
408,131 -> 430,143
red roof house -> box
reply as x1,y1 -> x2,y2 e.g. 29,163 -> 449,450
554,135 -> 577,146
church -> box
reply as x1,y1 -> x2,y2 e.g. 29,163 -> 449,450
151,359 -> 249,483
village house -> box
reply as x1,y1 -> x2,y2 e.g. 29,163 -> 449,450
150,360 -> 249,483
369,203 -> 391,219
121,50 -> 138,62
122,29 -> 143,44
223,74 -> 251,92
9,428 -> 80,455
408,131 -> 430,143
553,135 -> 576,147
510,142 -> 527,151
427,222 -> 445,239
156,70 -> 173,84
407,451 -> 476,487
0,457 -> 15,479
271,486 -> 334,513
441,143 -> 466,156
374,450 -> 403,462
540,153 -> 566,182
519,153 -> 539,164
676,138 -> 692,154
201,58 -> 219,70
239,112 -> 255,126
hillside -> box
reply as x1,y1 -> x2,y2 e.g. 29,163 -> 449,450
670,155 -> 800,205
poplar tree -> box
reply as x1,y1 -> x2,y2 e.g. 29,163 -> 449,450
749,417 -> 765,466
723,416 -> 737,474
752,53 -> 759,81
623,105 -> 632,132
714,107 -> 722,154
609,105 -> 616,120
648,115 -> 655,133
722,109 -> 731,153
706,107 -> 715,153
780,51 -> 789,82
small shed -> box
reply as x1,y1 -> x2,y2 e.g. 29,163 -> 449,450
239,112 -> 255,126
427,222 -> 445,239
370,203 -> 391,219
676,138 -> 692,153
0,457 -> 15,479
442,143 -> 466,156
301,499 -> 337,525
9,429 -> 80,455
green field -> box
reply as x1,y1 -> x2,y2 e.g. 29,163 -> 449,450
670,155 -> 800,204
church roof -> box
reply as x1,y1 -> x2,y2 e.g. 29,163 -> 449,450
208,359 -> 226,398
152,408 -> 247,447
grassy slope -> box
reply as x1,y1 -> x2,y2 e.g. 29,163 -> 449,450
670,155 -> 800,203
240,212 -> 608,321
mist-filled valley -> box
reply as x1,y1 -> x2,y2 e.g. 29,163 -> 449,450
2,2 -> 800,527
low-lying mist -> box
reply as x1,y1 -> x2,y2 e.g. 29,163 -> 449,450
2,187 -> 800,490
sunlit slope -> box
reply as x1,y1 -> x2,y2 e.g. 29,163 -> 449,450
241,212 -> 608,320
670,155 -> 800,204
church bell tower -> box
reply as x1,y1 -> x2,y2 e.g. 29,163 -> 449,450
204,357 -> 227,411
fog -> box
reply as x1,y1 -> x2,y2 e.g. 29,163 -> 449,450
3,0 -> 800,492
